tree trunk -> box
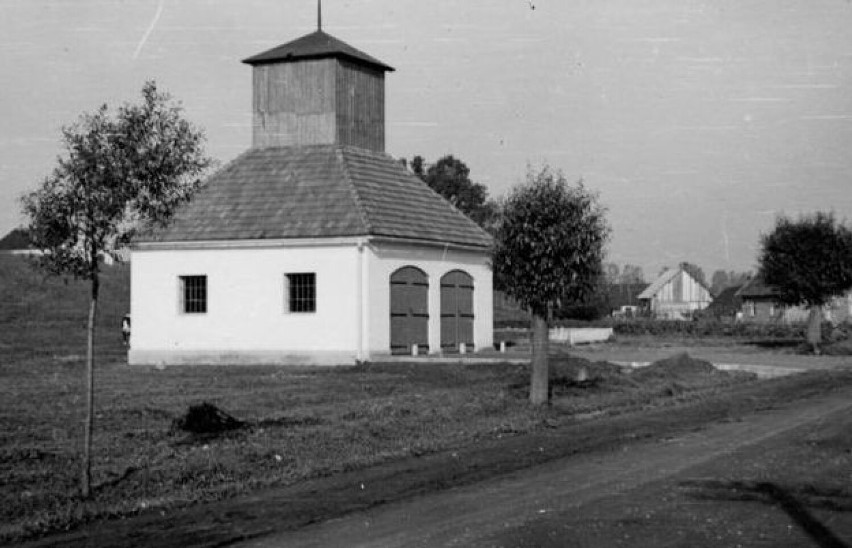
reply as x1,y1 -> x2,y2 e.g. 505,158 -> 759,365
807,305 -> 822,355
530,312 -> 550,405
81,275 -> 99,499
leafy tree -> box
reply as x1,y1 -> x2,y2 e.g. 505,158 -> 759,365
409,155 -> 426,178
405,154 -> 500,232
710,270 -> 729,296
620,264 -> 645,284
728,271 -> 751,288
710,269 -> 752,296
602,262 -> 620,285
759,212 -> 852,352
492,165 -> 609,405
602,263 -> 644,285
20,81 -> 211,497
710,269 -> 751,295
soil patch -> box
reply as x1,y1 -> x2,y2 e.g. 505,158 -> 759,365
171,402 -> 245,436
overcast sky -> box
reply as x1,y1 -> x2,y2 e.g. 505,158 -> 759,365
2,0 -> 852,278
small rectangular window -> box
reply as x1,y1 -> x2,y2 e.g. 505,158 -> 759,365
286,273 -> 316,313
181,275 -> 207,314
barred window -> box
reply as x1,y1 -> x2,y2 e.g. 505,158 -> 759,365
180,275 -> 207,314
286,273 -> 316,313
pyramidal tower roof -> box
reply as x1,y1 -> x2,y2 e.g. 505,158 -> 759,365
242,29 -> 394,72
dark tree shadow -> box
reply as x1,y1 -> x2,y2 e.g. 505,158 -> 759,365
681,479 -> 851,548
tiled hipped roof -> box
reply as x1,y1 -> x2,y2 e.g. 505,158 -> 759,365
141,145 -> 492,249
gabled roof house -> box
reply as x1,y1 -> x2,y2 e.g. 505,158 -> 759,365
735,275 -> 852,325
129,23 -> 493,366
735,275 -> 807,323
638,266 -> 712,319
703,285 -> 743,320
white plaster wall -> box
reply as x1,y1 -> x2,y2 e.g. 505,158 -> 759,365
364,242 -> 493,355
129,244 -> 360,364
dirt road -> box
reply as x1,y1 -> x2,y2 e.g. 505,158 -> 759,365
237,388 -> 852,548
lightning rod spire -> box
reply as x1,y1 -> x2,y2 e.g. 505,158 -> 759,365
318,0 -> 322,31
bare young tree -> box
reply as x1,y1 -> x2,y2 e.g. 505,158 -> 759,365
20,81 -> 211,497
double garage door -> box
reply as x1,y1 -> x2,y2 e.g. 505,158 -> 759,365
390,267 -> 473,355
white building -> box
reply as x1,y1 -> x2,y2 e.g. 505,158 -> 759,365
638,266 -> 713,320
129,26 -> 493,366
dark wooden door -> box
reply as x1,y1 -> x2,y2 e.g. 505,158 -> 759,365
441,270 -> 474,353
390,267 -> 429,355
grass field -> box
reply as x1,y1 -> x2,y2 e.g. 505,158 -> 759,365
0,254 -> 129,362
2,353 -> 766,541
0,254 -> 770,542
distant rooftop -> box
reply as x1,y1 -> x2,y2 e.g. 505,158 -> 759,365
736,275 -> 780,299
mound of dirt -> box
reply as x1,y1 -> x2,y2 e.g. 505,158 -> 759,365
633,352 -> 717,380
510,356 -> 628,396
171,402 -> 244,435
549,356 -> 624,380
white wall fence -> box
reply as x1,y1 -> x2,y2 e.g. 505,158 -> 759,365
549,327 -> 614,346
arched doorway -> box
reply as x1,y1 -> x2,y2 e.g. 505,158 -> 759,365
441,270 -> 474,353
390,266 -> 429,355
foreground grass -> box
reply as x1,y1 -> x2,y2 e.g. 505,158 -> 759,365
0,350 -> 762,542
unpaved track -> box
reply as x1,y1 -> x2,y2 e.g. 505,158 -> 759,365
238,388 -> 852,548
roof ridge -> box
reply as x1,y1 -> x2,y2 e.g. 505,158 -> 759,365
336,147 -> 373,235
382,153 -> 493,243
638,267 -> 679,299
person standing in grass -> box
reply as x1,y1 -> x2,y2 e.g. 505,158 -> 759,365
122,314 -> 131,347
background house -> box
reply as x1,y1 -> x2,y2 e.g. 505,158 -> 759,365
736,275 -> 850,324
638,266 -> 712,319
735,275 -> 795,323
129,25 -> 493,366
702,285 -> 743,321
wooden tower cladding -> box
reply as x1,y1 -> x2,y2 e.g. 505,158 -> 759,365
243,30 -> 394,152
